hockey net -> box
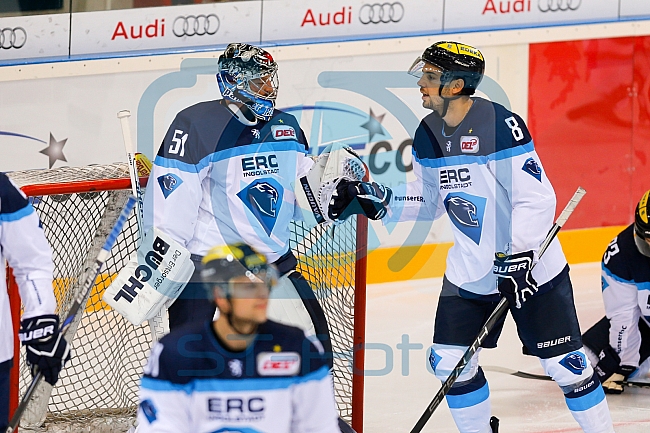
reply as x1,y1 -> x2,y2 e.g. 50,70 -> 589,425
7,163 -> 366,432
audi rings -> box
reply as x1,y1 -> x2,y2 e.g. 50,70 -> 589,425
359,3 -> 404,24
173,14 -> 220,37
1,27 -> 26,50
538,0 -> 581,12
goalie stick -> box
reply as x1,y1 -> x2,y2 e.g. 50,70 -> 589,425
4,196 -> 137,433
482,365 -> 650,389
410,187 -> 587,433
118,110 -> 168,342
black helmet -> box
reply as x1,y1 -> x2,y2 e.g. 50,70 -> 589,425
634,190 -> 650,257
201,243 -> 277,298
409,41 -> 485,96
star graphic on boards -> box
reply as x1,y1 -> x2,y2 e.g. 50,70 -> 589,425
360,108 -> 386,143
39,133 -> 68,168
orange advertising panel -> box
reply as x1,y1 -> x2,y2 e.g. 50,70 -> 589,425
529,37 -> 650,229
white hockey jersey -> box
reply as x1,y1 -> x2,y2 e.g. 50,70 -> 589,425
601,224 -> 650,367
143,100 -> 313,264
385,98 -> 567,295
0,173 -> 56,363
137,320 -> 339,432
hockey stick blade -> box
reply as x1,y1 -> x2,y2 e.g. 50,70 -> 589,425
4,196 -> 136,433
483,365 -> 650,388
409,187 -> 586,433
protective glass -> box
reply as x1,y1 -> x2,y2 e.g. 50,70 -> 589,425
634,231 -> 650,257
226,267 -> 279,299
407,57 -> 426,78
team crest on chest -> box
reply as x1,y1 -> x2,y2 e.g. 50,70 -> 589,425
251,128 -> 261,139
228,359 -> 243,377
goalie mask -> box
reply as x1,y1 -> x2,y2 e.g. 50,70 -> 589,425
408,41 -> 485,97
634,190 -> 650,257
201,243 -> 277,300
217,43 -> 279,121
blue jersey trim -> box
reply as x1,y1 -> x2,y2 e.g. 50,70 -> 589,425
445,382 -> 489,409
155,141 -> 308,173
602,264 -> 650,291
564,384 -> 605,412
141,365 -> 330,394
0,203 -> 34,222
415,141 -> 534,169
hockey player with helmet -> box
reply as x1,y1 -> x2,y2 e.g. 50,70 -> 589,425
582,190 -> 650,394
0,173 -> 71,431
380,42 -> 615,432
136,243 -> 340,433
142,43 -> 389,357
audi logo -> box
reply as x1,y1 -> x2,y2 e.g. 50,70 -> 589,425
538,0 -> 581,12
1,27 -> 26,50
173,14 -> 220,37
359,3 -> 404,25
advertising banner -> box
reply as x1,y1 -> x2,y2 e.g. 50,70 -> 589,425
619,0 -> 650,19
261,0 -> 443,44
444,0 -> 619,33
0,13 -> 69,62
70,1 -> 262,56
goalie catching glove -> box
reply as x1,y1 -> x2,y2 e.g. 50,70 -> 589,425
493,250 -> 538,309
19,314 -> 71,385
328,180 -> 392,221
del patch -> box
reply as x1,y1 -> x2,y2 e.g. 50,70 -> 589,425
157,173 -> 183,198
256,352 -> 301,376
271,125 -> 296,141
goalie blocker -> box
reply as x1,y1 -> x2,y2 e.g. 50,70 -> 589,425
103,228 -> 194,325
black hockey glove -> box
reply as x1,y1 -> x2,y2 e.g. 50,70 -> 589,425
493,250 -> 538,309
594,345 -> 637,394
20,314 -> 71,386
328,180 -> 392,222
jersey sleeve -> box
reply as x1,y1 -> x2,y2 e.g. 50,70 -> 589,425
0,174 -> 56,319
137,341 -> 193,432
487,113 -> 557,257
383,124 -> 443,224
601,239 -> 643,367
143,113 -> 207,247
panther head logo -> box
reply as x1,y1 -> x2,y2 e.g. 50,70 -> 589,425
248,182 -> 279,217
161,175 -> 177,191
524,158 -> 541,175
446,196 -> 479,227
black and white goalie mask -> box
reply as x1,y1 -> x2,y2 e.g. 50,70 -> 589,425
634,190 -> 650,257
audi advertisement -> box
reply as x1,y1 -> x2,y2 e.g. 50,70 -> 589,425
69,1 -> 261,56
444,0 -> 618,33
262,0 -> 442,43
0,13 -> 68,61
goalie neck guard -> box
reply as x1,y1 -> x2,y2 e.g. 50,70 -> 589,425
634,190 -> 650,257
217,43 -> 279,121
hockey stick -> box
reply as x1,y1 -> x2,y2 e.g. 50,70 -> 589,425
483,365 -> 650,389
117,110 -> 168,343
410,187 -> 587,433
4,196 -> 136,433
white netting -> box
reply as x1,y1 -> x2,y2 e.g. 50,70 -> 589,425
8,163 -> 365,432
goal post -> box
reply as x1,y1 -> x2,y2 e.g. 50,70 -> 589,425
7,163 -> 367,432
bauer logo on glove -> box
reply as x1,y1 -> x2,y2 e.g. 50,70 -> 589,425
493,250 -> 538,309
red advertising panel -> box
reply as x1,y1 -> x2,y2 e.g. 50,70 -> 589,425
529,37 -> 650,229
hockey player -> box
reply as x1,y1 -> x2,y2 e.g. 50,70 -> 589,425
136,243 -> 340,432
0,173 -> 70,431
142,43 -> 388,360
582,190 -> 650,394
373,41 -> 615,433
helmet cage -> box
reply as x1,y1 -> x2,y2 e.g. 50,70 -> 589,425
217,43 -> 279,121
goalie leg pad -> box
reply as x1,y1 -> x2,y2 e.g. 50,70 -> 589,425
103,228 -> 195,325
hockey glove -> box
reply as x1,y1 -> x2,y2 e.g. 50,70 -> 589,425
328,180 -> 392,222
594,345 -> 637,394
493,250 -> 538,309
20,314 -> 71,386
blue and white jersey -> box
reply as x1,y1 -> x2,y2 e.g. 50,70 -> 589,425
143,100 -> 313,263
386,98 -> 567,295
601,224 -> 650,367
137,320 -> 339,433
0,173 -> 56,363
